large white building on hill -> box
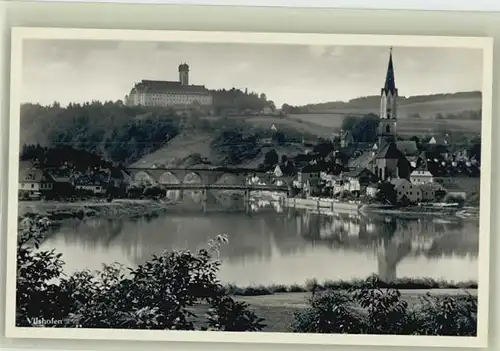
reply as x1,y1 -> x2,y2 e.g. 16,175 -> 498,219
124,63 -> 213,111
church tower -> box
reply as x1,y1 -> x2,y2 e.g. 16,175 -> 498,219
178,63 -> 189,86
378,48 -> 398,146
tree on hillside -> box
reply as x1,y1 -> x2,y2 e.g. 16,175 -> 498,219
20,101 -> 181,165
341,116 -> 359,132
468,136 -> 481,162
210,88 -> 269,115
272,131 -> 285,145
350,113 -> 380,143
264,149 -> 279,167
211,129 -> 260,166
313,140 -> 335,158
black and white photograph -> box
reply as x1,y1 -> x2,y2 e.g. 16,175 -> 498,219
4,28 -> 493,347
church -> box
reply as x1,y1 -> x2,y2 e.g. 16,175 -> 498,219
348,48 -> 418,181
124,63 -> 213,111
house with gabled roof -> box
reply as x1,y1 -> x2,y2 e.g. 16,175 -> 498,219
18,166 -> 54,199
341,167 -> 376,194
340,129 -> 354,148
410,163 -> 436,185
429,135 -> 448,146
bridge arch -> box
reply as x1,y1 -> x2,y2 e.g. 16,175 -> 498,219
158,171 -> 181,201
215,173 -> 240,185
213,173 -> 244,209
183,171 -> 204,202
134,171 -> 156,186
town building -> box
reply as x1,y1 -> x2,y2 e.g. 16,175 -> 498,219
373,142 -> 410,181
18,165 -> 53,199
124,63 -> 213,111
342,168 -> 376,193
417,183 -> 437,202
366,183 -> 382,198
410,163 -> 436,184
429,135 -> 448,145
390,178 -> 422,203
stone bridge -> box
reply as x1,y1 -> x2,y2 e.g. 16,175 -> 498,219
124,167 -> 273,188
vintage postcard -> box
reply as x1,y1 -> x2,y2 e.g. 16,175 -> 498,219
4,27 -> 493,348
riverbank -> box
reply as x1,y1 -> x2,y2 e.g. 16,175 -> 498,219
283,196 -> 479,219
224,276 -> 477,297
18,199 -> 173,223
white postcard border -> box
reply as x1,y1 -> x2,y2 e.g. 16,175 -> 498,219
4,27 -> 494,348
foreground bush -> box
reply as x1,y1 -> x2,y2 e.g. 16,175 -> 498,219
16,217 -> 265,331
293,275 -> 477,336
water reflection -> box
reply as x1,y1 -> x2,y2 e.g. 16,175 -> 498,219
42,199 -> 479,286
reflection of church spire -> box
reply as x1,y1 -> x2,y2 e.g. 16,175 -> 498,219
376,217 -> 411,282
377,237 -> 413,282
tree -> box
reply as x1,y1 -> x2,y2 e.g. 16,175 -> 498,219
375,182 -> 397,205
341,115 -> 359,131
272,131 -> 285,145
264,149 -> 279,167
312,141 -> 335,158
351,114 -> 380,143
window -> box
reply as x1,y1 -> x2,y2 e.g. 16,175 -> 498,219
31,184 -> 34,188
386,125 -> 391,133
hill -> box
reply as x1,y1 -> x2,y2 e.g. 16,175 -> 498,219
297,91 -> 481,117
19,91 -> 482,169
284,91 -> 482,136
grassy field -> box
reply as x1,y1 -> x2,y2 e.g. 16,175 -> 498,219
130,131 -> 215,168
303,95 -> 481,119
287,113 -> 482,136
190,289 -> 477,332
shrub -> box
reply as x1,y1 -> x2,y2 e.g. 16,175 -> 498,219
205,295 -> 266,331
350,275 -> 411,334
16,217 -> 68,327
293,290 -> 364,333
416,293 -> 477,336
16,219 -> 265,331
293,275 -> 477,336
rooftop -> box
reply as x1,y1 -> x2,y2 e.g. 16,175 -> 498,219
375,142 -> 404,160
130,80 -> 210,95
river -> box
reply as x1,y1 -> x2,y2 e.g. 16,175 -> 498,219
40,199 -> 479,286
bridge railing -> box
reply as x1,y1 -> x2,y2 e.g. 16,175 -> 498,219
159,184 -> 288,191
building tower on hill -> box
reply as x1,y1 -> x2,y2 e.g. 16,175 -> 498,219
179,63 -> 189,86
124,63 -> 212,111
378,47 -> 398,147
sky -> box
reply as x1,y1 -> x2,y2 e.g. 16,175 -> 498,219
21,39 -> 483,107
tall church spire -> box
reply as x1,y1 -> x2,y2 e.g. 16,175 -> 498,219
382,47 -> 397,96
378,47 -> 398,147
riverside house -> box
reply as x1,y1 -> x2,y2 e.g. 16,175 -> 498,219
390,178 -> 423,203
73,175 -> 108,196
18,166 -> 53,200
341,168 -> 376,195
